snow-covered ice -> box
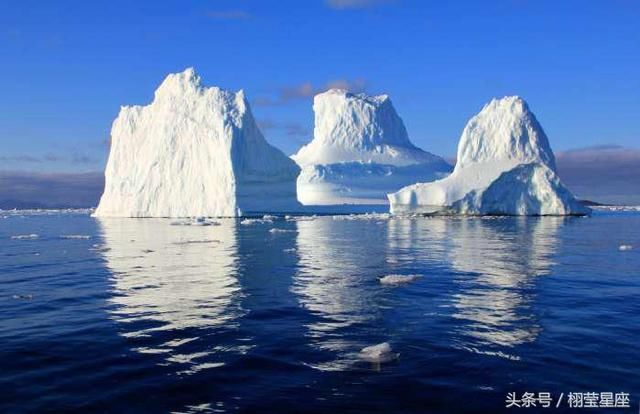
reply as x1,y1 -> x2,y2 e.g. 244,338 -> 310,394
94,68 -> 300,218
389,96 -> 590,216
292,89 -> 451,205
358,342 -> 398,363
619,244 -> 633,251
379,274 -> 422,285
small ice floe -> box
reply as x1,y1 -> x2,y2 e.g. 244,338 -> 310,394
11,234 -> 39,240
240,218 -> 273,225
619,244 -> 633,251
285,215 -> 316,222
283,248 -> 296,253
262,214 -> 278,220
359,342 -> 398,363
12,294 -> 33,300
60,234 -> 91,240
332,213 -> 391,221
269,228 -> 295,234
593,205 -> 640,212
379,274 -> 422,285
170,217 -> 220,226
89,244 -> 110,252
332,214 -> 356,221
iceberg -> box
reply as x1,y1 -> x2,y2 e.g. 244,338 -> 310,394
292,89 -> 451,205
389,96 -> 589,216
94,68 -> 300,218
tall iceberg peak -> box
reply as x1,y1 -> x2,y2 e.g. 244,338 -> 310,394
292,89 -> 439,167
388,96 -> 588,216
456,96 -> 556,170
310,89 -> 413,150
292,89 -> 451,205
154,67 -> 201,95
94,68 -> 300,218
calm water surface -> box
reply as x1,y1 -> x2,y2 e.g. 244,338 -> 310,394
1,211 -> 638,413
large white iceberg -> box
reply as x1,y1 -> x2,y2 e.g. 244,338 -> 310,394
388,96 -> 589,216
94,68 -> 300,217
291,89 -> 451,205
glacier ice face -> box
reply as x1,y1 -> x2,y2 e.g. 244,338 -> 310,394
389,96 -> 589,216
94,68 -> 300,218
292,89 -> 451,205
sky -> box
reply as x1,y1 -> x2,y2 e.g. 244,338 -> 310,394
0,0 -> 638,205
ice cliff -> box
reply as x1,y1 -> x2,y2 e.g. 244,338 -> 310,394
388,96 -> 589,216
94,68 -> 300,217
291,89 -> 451,205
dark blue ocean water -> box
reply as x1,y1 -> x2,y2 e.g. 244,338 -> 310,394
1,210 -> 638,413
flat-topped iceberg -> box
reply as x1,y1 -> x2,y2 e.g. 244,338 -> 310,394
292,89 -> 451,205
388,96 -> 589,216
94,68 -> 300,217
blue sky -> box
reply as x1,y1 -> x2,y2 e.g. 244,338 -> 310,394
0,0 -> 639,174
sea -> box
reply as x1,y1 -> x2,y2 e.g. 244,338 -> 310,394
1,209 -> 638,413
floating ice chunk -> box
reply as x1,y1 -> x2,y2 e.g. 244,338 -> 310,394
379,274 -> 422,285
269,228 -> 295,234
12,294 -> 33,300
286,215 -> 316,222
359,342 -> 398,363
262,214 -> 278,220
89,244 -> 111,252
170,218 -> 220,226
240,218 -> 273,225
283,248 -> 296,253
332,213 -> 391,221
60,235 -> 91,239
619,244 -> 633,251
11,234 -> 39,240
593,205 -> 640,212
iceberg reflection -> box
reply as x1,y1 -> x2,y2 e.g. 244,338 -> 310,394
292,217 -> 387,371
97,218 -> 245,374
386,216 -> 562,356
448,217 -> 561,352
